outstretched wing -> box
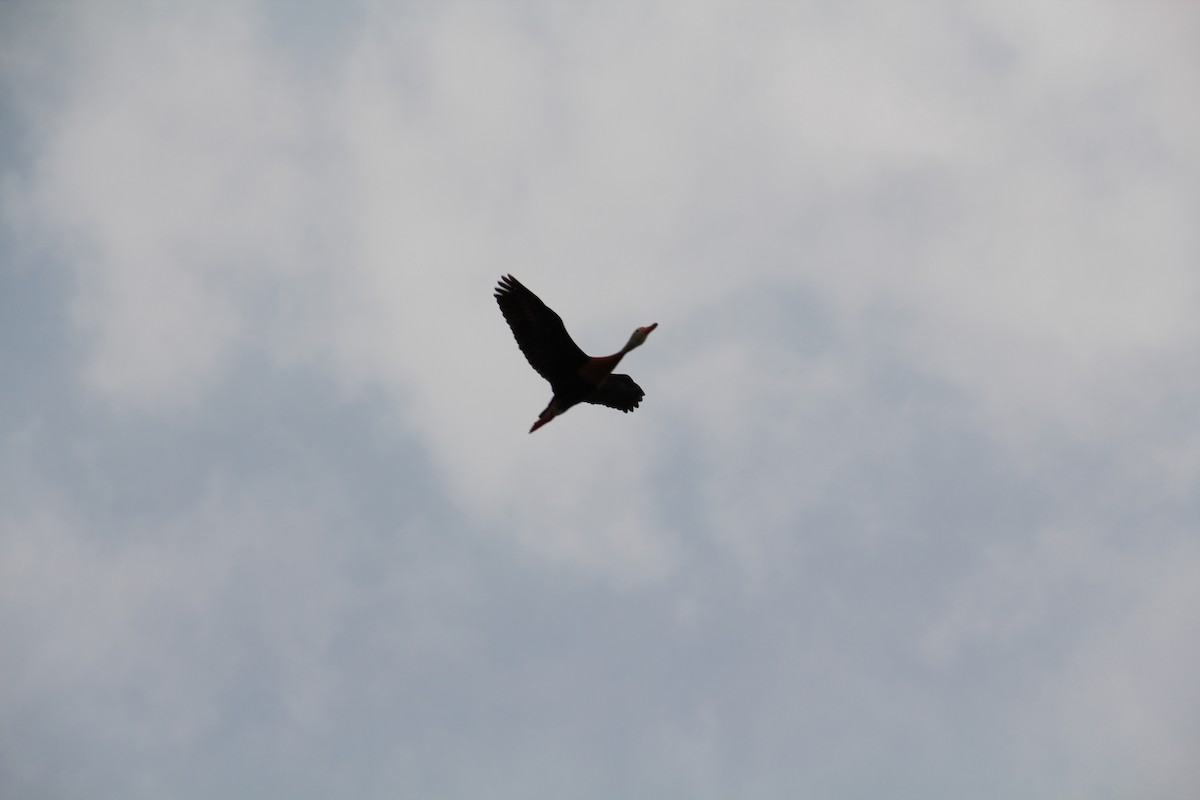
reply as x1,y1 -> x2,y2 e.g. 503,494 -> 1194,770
585,373 -> 645,413
495,275 -> 588,384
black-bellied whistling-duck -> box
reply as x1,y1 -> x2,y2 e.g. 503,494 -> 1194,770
495,274 -> 657,433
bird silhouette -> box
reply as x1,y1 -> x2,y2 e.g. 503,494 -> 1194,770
495,274 -> 657,432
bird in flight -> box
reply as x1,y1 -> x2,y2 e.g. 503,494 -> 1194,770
495,274 -> 657,433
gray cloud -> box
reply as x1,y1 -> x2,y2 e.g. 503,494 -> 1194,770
2,2 -> 1199,798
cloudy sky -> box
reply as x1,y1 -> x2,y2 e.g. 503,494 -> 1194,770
2,1 -> 1199,797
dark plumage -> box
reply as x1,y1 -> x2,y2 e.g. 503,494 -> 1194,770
495,274 -> 657,432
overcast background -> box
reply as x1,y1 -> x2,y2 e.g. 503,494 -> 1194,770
2,2 -> 1199,798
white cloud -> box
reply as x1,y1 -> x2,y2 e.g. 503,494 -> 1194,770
8,0 -> 1199,591
15,5 -> 324,409
10,0 -> 1199,583
4,2 -> 1200,797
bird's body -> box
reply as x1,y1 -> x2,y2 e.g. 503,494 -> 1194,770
494,274 -> 657,432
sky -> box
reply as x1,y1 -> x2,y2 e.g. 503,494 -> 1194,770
2,1 -> 1199,798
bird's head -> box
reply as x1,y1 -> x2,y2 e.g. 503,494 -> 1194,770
625,322 -> 658,352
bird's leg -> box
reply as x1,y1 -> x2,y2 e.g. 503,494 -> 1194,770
530,399 -> 559,433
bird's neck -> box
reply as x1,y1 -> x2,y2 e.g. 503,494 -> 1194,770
580,351 -> 624,385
